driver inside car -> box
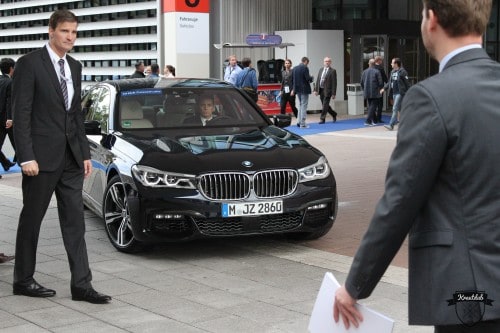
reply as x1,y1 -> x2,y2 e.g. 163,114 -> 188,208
183,94 -> 216,126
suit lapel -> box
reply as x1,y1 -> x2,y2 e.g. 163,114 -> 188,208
41,46 -> 66,109
67,56 -> 79,111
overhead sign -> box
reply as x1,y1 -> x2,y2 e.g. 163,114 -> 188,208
245,34 -> 283,46
163,0 -> 209,13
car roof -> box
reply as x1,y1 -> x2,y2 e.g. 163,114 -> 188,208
98,77 -> 234,93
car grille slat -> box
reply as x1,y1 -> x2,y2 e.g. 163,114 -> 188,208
199,170 -> 298,200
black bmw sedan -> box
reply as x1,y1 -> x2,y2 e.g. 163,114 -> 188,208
82,77 -> 337,252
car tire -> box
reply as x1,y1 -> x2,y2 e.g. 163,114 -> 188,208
103,175 -> 143,253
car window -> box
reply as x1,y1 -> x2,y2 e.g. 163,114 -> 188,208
117,88 -> 268,130
83,86 -> 111,132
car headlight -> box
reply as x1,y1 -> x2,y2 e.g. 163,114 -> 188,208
298,156 -> 331,183
132,165 -> 196,189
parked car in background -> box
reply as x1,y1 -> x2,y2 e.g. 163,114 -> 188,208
82,77 -> 338,252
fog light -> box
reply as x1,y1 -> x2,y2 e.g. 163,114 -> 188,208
307,203 -> 327,211
154,213 -> 183,219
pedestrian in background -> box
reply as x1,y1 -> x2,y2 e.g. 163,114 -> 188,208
373,55 -> 388,123
164,64 -> 175,77
292,56 -> 313,128
314,56 -> 337,124
0,58 -> 16,173
130,61 -> 145,78
334,1 -> 500,331
12,9 -> 111,304
381,57 -> 411,130
360,58 -> 383,126
149,63 -> 160,78
223,55 -> 242,85
279,59 -> 298,117
235,57 -> 258,102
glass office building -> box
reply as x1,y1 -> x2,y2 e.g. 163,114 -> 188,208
1,0 -> 499,89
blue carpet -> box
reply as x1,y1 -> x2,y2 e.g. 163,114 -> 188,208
286,115 -> 390,136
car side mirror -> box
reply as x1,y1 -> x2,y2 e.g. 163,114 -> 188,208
273,114 -> 291,128
85,120 -> 101,135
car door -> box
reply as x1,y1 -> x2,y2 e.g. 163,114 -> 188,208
82,85 -> 114,210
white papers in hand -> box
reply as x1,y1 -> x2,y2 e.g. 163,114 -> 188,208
308,272 -> 394,333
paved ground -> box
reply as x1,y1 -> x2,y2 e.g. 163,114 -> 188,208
0,113 -> 432,332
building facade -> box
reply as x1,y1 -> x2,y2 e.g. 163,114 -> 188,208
1,0 -> 499,92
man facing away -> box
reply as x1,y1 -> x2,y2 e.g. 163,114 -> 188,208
313,56 -> 337,124
292,56 -> 313,128
381,58 -> 411,130
334,1 -> 500,332
360,58 -> 383,126
12,9 -> 111,304
373,55 -> 388,123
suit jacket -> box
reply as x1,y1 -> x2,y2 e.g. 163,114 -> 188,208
292,63 -> 312,94
12,46 -> 90,171
314,66 -> 337,97
360,67 -> 383,99
0,74 -> 12,122
345,48 -> 500,325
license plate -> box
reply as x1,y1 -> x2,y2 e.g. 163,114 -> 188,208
222,200 -> 283,217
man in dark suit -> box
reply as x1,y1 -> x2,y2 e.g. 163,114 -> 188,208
373,55 -> 388,123
12,9 -> 110,304
182,94 -> 216,126
130,61 -> 145,78
360,59 -> 383,126
334,0 -> 500,331
313,56 -> 337,124
0,58 -> 16,172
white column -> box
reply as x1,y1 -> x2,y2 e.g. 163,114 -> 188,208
162,0 -> 210,78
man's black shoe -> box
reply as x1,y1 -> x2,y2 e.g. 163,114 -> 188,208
319,119 -> 325,124
71,287 -> 111,304
333,115 -> 337,123
2,161 -> 15,172
13,281 -> 56,298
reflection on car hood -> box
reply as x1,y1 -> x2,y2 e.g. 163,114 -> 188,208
116,125 -> 322,172
123,126 -> 309,154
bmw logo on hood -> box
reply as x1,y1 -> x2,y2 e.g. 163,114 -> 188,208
242,161 -> 253,168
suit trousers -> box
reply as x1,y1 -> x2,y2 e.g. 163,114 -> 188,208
319,88 -> 337,120
14,145 -> 92,289
366,98 -> 378,124
375,96 -> 384,122
280,92 -> 298,117
434,319 -> 500,332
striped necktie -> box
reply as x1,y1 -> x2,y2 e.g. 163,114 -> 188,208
58,59 -> 68,110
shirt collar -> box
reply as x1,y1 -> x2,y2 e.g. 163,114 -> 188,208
439,44 -> 481,72
46,42 -> 67,64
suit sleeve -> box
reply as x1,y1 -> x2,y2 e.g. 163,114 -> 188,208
72,60 -> 91,161
332,69 -> 337,96
345,83 -> 448,299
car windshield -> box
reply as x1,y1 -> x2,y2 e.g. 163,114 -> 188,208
118,87 -> 267,130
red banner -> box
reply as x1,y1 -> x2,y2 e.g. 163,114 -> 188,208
163,0 -> 210,13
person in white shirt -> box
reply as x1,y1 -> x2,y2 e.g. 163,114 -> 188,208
223,55 -> 242,85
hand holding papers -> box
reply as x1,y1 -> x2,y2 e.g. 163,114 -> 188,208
309,272 -> 394,333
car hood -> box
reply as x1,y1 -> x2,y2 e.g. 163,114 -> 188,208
114,125 -> 324,173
